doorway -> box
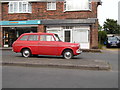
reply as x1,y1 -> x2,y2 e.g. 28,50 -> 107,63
63,29 -> 72,43
3,28 -> 17,47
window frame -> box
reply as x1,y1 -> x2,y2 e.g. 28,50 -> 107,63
64,0 -> 92,12
8,1 -> 32,13
47,2 -> 56,11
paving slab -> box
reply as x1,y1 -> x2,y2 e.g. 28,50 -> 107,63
1,55 -> 111,70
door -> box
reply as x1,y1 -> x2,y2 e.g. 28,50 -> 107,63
3,30 -> 9,47
38,35 -> 58,55
3,29 -> 17,47
63,29 -> 72,43
27,35 -> 39,54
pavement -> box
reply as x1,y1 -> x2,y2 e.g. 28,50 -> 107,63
0,47 -> 111,70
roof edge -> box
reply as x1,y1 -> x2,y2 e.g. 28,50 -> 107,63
1,0 -> 102,3
1,0 -> 64,3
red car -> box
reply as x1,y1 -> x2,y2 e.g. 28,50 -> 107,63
12,33 -> 82,59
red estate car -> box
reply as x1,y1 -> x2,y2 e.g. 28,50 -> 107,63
12,33 -> 82,59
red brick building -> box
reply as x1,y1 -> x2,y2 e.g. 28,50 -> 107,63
0,0 -> 101,49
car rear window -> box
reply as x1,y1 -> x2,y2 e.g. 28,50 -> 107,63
28,35 -> 39,41
20,35 -> 28,41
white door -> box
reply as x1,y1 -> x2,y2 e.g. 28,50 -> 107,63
73,27 -> 90,49
63,29 -> 72,43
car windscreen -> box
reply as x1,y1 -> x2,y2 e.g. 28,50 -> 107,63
108,37 -> 118,41
54,34 -> 61,41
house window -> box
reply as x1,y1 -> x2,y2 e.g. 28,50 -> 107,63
47,2 -> 56,10
8,1 -> 32,13
64,0 -> 91,11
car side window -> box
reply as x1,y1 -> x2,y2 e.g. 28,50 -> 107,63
28,35 -> 39,41
20,35 -> 28,41
40,35 -> 55,41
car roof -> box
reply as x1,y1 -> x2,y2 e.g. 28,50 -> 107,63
21,33 -> 55,35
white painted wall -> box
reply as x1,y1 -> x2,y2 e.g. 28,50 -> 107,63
46,26 -> 90,49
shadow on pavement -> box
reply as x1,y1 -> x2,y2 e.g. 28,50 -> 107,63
15,55 -> 83,60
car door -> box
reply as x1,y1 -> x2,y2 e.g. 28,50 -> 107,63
38,35 -> 58,55
27,35 -> 39,55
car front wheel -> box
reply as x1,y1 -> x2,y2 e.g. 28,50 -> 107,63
63,50 -> 73,59
22,49 -> 31,58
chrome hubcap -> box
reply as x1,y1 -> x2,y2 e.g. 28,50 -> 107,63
23,50 -> 30,57
64,52 -> 71,59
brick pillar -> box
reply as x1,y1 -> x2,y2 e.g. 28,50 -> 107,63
37,25 -> 45,33
0,3 -> 2,47
90,20 -> 98,49
0,27 -> 2,47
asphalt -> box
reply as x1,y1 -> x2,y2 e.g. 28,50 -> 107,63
0,47 -> 111,70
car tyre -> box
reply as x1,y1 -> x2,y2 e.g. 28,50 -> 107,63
106,45 -> 110,48
22,49 -> 31,58
63,50 -> 73,59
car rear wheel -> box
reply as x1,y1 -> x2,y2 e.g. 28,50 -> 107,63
22,49 -> 31,58
63,50 -> 73,59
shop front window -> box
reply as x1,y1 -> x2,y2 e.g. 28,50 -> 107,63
3,27 -> 37,47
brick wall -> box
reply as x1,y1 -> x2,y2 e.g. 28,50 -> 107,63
0,3 -> 2,47
1,1 -> 99,48
2,2 -> 98,21
90,20 -> 98,49
38,25 -> 45,33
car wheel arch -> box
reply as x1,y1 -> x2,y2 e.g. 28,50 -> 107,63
20,47 -> 32,53
61,48 -> 74,55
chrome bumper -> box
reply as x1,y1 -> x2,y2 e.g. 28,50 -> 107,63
76,49 -> 82,54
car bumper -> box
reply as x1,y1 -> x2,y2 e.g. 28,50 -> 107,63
76,49 -> 82,54
107,43 -> 119,47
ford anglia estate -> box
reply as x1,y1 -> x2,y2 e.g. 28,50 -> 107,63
12,33 -> 82,59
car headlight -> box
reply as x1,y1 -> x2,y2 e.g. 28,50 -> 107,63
116,41 -> 119,43
108,41 -> 111,43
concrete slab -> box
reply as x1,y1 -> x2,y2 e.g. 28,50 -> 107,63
1,56 -> 111,70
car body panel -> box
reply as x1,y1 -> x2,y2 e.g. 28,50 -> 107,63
12,33 -> 82,56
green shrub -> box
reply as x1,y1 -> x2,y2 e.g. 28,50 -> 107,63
98,31 -> 107,45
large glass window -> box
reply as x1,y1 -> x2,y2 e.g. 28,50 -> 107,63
64,0 -> 91,11
73,29 -> 89,43
47,2 -> 56,10
40,35 -> 55,41
8,1 -> 32,13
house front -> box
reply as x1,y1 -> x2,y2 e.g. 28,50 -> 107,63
0,0 -> 101,49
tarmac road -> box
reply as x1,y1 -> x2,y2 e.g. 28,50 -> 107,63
2,66 -> 118,88
1,49 -> 119,88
